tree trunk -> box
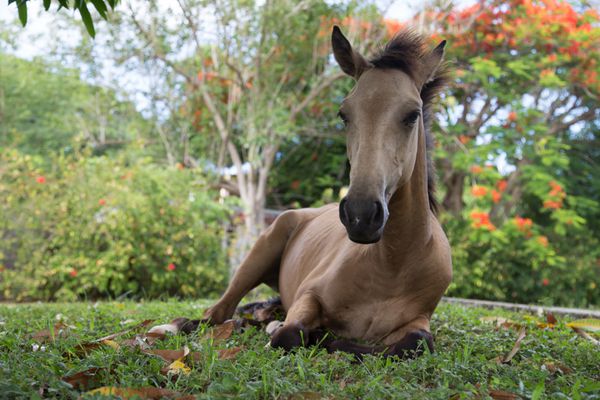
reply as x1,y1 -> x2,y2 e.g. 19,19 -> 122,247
442,170 -> 466,215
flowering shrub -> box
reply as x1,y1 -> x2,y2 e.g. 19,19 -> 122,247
444,164 -> 600,307
0,149 -> 231,301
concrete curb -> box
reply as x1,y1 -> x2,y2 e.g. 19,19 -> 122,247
442,297 -> 600,318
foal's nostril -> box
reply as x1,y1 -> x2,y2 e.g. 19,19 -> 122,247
339,198 -> 350,226
371,201 -> 384,226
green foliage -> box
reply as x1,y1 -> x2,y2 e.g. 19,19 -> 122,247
0,54 -> 149,157
8,0 -> 119,38
0,149 -> 231,301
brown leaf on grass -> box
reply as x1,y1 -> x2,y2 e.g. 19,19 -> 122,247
71,339 -> 120,357
121,334 -> 152,350
85,386 -> 195,399
188,346 -> 244,362
144,346 -> 190,362
546,312 -> 557,325
95,319 -> 155,342
572,327 -> 600,345
501,327 -> 527,364
567,318 -> 600,333
31,322 -> 70,342
218,346 -> 243,360
488,389 -> 521,399
207,320 -> 235,340
62,367 -> 103,390
543,361 -> 573,375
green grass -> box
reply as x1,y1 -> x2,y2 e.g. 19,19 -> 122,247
0,300 -> 599,399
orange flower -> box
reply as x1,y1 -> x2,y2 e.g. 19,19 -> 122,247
515,216 -> 533,231
98,198 -> 106,206
470,165 -> 483,174
537,236 -> 549,247
508,111 -> 517,122
69,269 -> 78,277
491,189 -> 501,203
496,180 -> 508,192
543,200 -> 562,209
36,176 -> 46,184
470,211 -> 496,231
458,135 -> 471,144
471,185 -> 488,197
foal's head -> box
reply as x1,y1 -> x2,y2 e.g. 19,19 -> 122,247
332,26 -> 446,244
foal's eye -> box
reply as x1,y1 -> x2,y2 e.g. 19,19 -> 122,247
337,110 -> 349,126
403,111 -> 421,126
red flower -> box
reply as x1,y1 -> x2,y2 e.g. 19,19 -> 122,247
542,278 -> 550,286
36,176 -> 46,184
167,263 -> 176,271
98,198 -> 106,206
69,269 -> 78,277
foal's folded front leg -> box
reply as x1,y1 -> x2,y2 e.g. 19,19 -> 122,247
270,293 -> 322,352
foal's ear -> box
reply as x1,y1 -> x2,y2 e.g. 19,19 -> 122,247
332,26 -> 372,79
418,40 -> 446,88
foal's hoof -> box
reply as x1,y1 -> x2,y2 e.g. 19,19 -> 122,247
179,318 -> 212,334
270,323 -> 309,352
387,329 -> 434,359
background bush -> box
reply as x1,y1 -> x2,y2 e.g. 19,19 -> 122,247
0,148 -> 231,301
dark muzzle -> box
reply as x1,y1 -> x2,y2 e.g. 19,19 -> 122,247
339,197 -> 388,244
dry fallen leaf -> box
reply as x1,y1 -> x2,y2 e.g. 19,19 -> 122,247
543,361 -> 573,375
217,346 -> 243,360
572,327 -> 600,345
144,346 -> 190,362
566,318 -> 600,333
95,319 -> 155,342
32,322 -> 70,342
161,359 -> 191,376
207,320 -> 236,340
85,386 -> 193,399
501,327 -> 527,364
488,389 -> 521,399
62,367 -> 103,390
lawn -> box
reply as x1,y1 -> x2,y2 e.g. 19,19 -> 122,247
0,300 -> 598,399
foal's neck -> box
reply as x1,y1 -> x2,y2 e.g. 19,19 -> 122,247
381,124 -> 433,254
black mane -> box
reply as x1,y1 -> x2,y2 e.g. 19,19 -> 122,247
370,30 -> 450,214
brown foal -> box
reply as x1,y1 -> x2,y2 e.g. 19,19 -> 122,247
200,26 -> 452,358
